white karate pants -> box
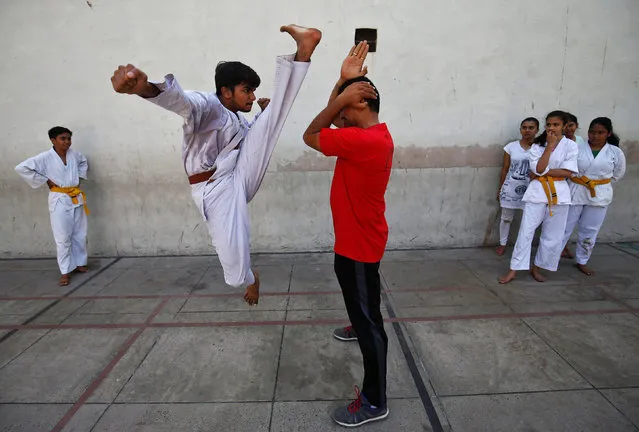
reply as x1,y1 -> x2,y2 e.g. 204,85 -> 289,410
510,203 -> 569,271
201,55 -> 309,287
561,205 -> 608,265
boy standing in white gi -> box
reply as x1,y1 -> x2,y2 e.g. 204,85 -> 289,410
15,126 -> 90,286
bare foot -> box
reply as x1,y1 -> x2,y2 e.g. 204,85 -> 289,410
530,266 -> 546,282
495,245 -> 506,256
280,24 -> 322,62
58,274 -> 71,286
244,271 -> 260,306
561,247 -> 574,259
75,266 -> 89,273
498,270 -> 516,284
576,263 -> 594,276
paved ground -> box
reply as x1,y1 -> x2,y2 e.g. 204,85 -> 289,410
1,243 -> 638,432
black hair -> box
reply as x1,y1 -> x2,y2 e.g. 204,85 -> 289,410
533,110 -> 568,145
337,76 -> 380,113
520,117 -> 539,128
589,117 -> 620,146
48,126 -> 72,140
215,61 -> 260,96
564,112 -> 578,125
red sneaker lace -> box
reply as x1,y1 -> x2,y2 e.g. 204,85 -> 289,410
344,325 -> 354,335
347,386 -> 363,414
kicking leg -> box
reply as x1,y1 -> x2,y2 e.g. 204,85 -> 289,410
203,177 -> 259,305
235,25 -> 321,202
280,24 -> 322,63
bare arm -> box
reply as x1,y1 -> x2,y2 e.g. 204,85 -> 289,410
535,132 -> 561,173
303,82 -> 378,152
547,169 -> 573,178
499,152 -> 510,187
535,147 -> 553,174
328,79 -> 346,128
497,152 -> 510,201
111,64 -> 160,98
328,41 -> 371,128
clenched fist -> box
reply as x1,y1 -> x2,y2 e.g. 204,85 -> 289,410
257,98 -> 270,111
110,64 -> 159,98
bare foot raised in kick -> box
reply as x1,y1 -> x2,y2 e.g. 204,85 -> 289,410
280,24 -> 322,62
244,271 -> 260,306
498,270 -> 516,284
576,263 -> 594,276
530,265 -> 547,283
495,245 -> 506,256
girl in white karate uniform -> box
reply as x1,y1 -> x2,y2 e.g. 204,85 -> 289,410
499,111 -> 578,284
496,117 -> 539,256
564,112 -> 587,146
561,117 -> 626,275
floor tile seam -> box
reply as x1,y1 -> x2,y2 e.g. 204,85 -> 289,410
596,386 -> 639,429
39,396 -> 423,405
608,243 -> 639,259
2,307 -> 637,331
380,272 -> 446,432
0,286 -> 491,302
108,338 -> 160,406
267,265 -> 294,432
518,317 -> 598,392
49,298 -> 168,432
0,258 -> 122,352
437,387 -> 609,398
49,327 -> 146,432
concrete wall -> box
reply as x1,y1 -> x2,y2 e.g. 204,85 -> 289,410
1,0 -> 638,258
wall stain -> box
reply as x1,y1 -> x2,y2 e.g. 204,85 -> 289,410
277,141 -> 639,172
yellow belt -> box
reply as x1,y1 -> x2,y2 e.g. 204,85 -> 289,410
570,176 -> 611,198
50,186 -> 90,215
537,176 -> 566,216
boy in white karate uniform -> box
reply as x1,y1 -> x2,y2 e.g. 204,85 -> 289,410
110,25 -> 321,305
15,126 -> 90,286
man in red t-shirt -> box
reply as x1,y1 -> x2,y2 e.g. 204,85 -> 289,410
303,41 -> 394,428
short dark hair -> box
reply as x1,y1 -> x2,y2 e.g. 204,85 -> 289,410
215,61 -> 260,96
337,76 -> 380,113
521,117 -> 539,128
564,112 -> 579,125
48,126 -> 72,139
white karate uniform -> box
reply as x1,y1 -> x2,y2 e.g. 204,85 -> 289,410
510,137 -> 578,271
147,54 -> 309,287
499,140 -> 532,246
561,142 -> 626,264
15,148 -> 89,274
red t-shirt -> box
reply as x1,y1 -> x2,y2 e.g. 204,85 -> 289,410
320,123 -> 394,263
